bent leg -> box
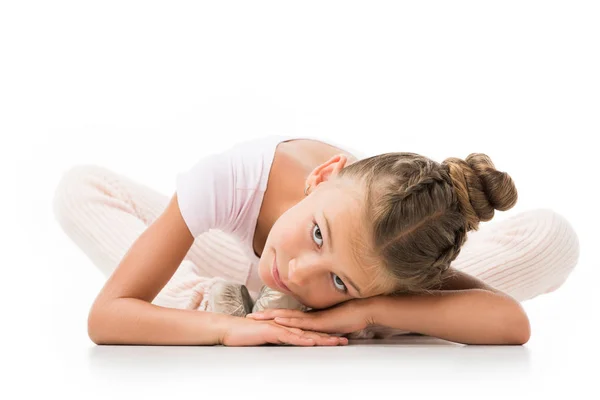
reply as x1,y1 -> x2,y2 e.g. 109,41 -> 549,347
52,164 -> 254,308
451,208 -> 580,302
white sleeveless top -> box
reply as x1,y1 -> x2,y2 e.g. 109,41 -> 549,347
175,134 -> 368,293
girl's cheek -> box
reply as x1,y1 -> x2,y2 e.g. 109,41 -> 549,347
275,220 -> 295,244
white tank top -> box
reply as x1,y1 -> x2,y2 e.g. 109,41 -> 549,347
176,134 -> 367,293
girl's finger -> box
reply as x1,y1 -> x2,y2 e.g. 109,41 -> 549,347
308,332 -> 348,346
284,326 -> 328,339
303,331 -> 348,346
307,331 -> 331,337
275,330 -> 315,346
274,316 -> 322,332
276,325 -> 346,346
285,326 -> 306,336
274,326 -> 348,346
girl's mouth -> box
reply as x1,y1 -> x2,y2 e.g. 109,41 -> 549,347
272,257 -> 290,292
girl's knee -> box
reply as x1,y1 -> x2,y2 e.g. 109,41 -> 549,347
542,209 -> 579,267
53,164 -> 111,223
532,208 -> 580,291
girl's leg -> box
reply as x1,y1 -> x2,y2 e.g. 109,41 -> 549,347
451,208 -> 580,302
52,164 -> 255,310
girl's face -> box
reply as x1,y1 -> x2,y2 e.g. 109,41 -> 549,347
257,179 -> 377,309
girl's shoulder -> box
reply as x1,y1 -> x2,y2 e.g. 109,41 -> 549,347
278,138 -> 360,166
274,134 -> 364,171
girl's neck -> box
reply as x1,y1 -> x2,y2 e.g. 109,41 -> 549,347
252,139 -> 359,258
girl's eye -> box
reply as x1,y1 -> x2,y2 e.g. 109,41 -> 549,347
332,273 -> 348,293
308,220 -> 347,294
310,222 -> 323,247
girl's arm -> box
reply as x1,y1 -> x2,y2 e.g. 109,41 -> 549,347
87,193 -> 232,345
368,289 -> 531,345
437,267 -> 506,295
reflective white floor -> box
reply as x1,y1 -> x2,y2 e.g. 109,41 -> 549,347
5,218 -> 595,400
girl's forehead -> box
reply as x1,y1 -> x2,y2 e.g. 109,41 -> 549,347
320,190 -> 373,259
324,179 -> 365,204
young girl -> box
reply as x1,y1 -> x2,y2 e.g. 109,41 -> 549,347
52,134 -> 579,346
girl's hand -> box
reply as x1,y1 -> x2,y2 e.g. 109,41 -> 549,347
246,298 -> 374,336
220,316 -> 349,347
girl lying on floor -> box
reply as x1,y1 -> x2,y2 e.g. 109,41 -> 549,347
53,135 -> 579,346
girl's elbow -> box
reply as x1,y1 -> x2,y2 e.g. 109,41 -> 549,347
87,307 -> 104,344
507,309 -> 531,345
493,299 -> 531,345
87,301 -> 113,345
514,319 -> 531,345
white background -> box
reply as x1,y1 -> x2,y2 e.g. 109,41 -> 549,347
2,1 -> 598,399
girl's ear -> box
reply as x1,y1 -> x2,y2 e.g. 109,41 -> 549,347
305,154 -> 348,190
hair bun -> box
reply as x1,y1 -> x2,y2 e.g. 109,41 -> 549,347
442,153 -> 518,231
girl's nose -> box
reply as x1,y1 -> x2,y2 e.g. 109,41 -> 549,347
288,258 -> 312,287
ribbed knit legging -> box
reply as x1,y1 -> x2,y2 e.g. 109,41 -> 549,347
52,164 -> 580,317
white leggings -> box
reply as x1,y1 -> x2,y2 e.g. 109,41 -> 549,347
52,164 -> 580,318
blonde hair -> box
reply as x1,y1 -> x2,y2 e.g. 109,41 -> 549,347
336,151 -> 518,295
